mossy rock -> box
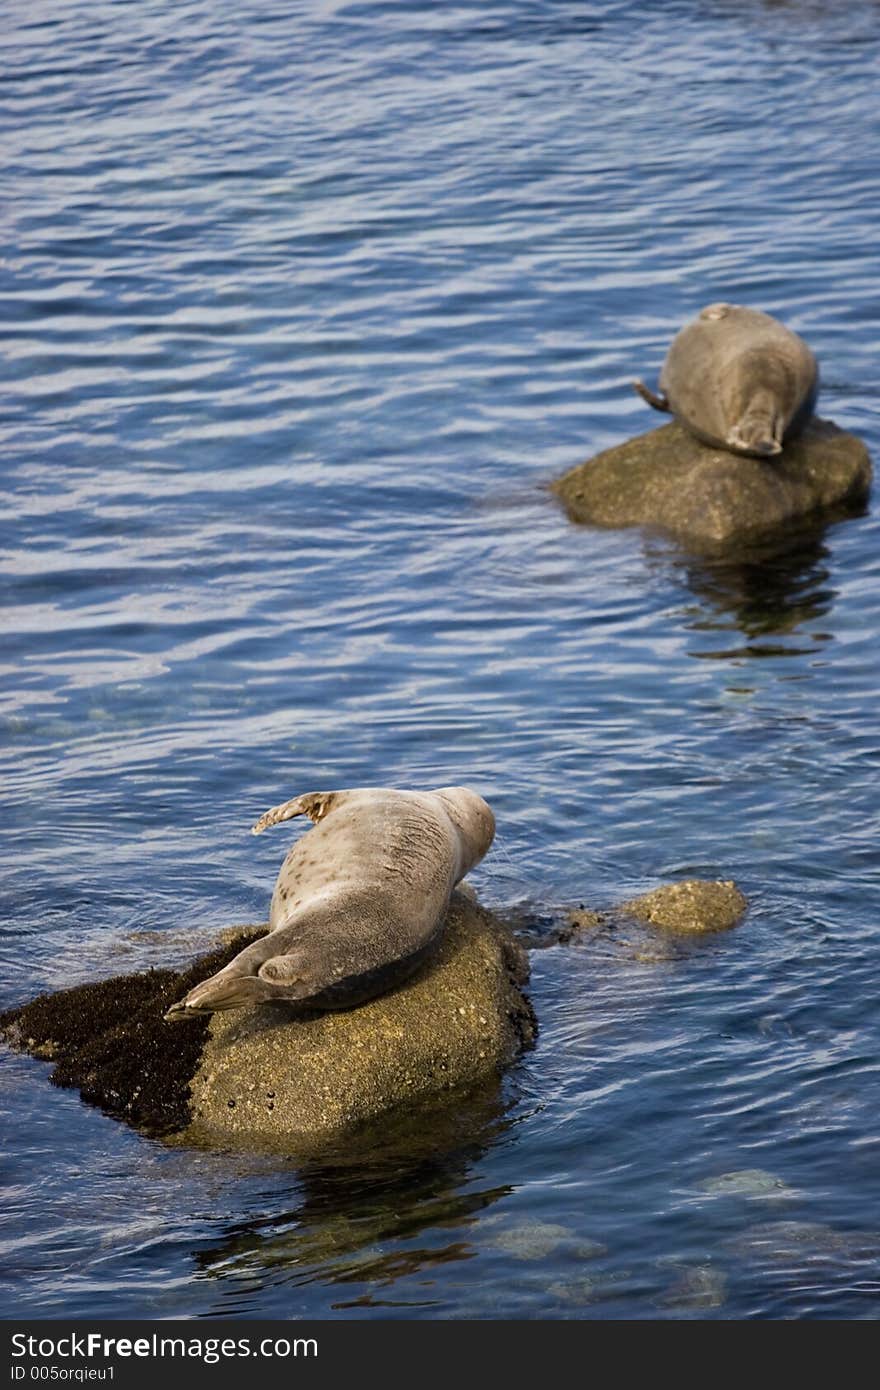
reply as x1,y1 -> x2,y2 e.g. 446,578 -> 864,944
0,936 -> 263,1135
0,894 -> 534,1151
553,417 -> 871,548
561,878 -> 748,944
185,894 -> 534,1151
621,879 -> 747,933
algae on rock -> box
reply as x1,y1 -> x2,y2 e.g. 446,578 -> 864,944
0,893 -> 534,1152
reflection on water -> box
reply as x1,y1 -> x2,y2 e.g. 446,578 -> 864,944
193,1084 -> 515,1310
644,516 -> 848,659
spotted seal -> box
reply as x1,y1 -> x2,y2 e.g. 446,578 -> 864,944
165,785 -> 495,1017
634,303 -> 818,457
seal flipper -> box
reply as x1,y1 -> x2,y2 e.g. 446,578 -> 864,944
165,949 -> 315,1019
725,389 -> 783,457
633,379 -> 671,413
164,973 -> 276,1019
252,790 -> 339,835
164,931 -> 304,1019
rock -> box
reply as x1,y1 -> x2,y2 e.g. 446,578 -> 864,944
697,1169 -> 797,1200
621,879 -> 747,933
483,1217 -> 606,1263
659,1263 -> 727,1311
560,908 -> 603,939
547,1276 -> 599,1306
186,893 -> 534,1150
559,878 -> 747,943
0,893 -> 534,1151
485,1220 -> 574,1261
0,935 -> 265,1136
552,417 -> 871,548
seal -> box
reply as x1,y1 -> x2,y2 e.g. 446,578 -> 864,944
633,303 -> 818,457
164,785 -> 495,1018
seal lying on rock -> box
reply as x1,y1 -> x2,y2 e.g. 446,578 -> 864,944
634,303 -> 818,458
165,786 -> 495,1018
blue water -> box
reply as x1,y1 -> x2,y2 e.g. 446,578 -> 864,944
2,0 -> 880,1319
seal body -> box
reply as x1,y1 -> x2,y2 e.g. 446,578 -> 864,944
165,786 -> 495,1017
634,303 -> 818,457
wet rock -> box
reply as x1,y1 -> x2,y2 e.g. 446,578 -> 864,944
561,878 -> 747,943
186,894 -> 533,1150
553,417 -> 871,548
1,894 -> 534,1150
621,879 -> 747,934
557,907 -> 603,941
0,934 -> 265,1135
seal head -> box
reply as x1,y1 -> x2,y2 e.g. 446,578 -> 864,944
434,785 -> 496,877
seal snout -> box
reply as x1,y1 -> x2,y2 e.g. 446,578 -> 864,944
435,786 -> 496,874
727,406 -> 784,458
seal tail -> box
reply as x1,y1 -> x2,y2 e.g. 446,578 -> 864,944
633,379 -> 671,413
252,790 -> 338,835
164,969 -> 281,1020
726,390 -> 783,457
164,947 -> 314,1020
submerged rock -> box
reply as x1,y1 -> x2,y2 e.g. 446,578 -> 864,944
552,417 -> 871,548
727,1220 -> 875,1263
697,1169 -> 797,1200
659,1262 -> 727,1311
483,1216 -> 606,1263
0,893 -> 534,1151
547,1275 -> 599,1306
485,1220 -> 574,1261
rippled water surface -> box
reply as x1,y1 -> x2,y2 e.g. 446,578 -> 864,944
2,0 -> 880,1319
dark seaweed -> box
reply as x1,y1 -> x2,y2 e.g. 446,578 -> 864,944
0,935 -> 264,1137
